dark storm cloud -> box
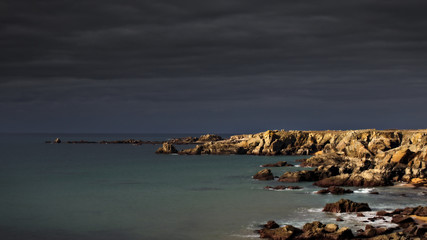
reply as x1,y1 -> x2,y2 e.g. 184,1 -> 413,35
1,0 -> 427,132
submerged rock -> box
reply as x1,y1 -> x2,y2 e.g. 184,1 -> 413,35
264,185 -> 303,190
323,199 -> 371,213
253,168 -> 274,181
261,161 -> 294,167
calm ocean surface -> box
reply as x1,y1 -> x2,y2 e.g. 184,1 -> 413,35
0,134 -> 425,240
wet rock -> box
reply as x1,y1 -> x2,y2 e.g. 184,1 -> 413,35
357,213 -> 365,217
264,220 -> 280,229
316,186 -> 353,195
155,142 -> 178,154
336,217 -> 344,222
253,169 -> 274,181
356,225 -> 394,238
368,216 -> 385,222
261,161 -> 294,167
54,138 -> 61,143
391,215 -> 415,228
376,210 -> 392,217
323,199 -> 371,213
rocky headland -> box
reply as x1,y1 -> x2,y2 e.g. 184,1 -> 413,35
161,129 -> 427,187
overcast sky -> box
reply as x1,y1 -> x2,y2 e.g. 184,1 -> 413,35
1,0 -> 427,133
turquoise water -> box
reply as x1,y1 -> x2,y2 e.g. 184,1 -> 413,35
0,134 -> 425,240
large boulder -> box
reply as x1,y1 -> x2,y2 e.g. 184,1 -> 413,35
323,199 -> 371,213
155,143 -> 178,154
253,168 -> 274,181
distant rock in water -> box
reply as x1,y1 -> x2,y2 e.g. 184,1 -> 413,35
54,138 -> 61,144
323,199 -> 371,213
253,168 -> 274,181
155,143 -> 178,154
261,161 -> 294,167
316,186 -> 353,195
264,185 -> 303,190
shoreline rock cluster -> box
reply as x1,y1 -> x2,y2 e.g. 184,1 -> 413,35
159,129 -> 427,187
257,200 -> 427,240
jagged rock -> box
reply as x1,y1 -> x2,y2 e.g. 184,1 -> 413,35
316,186 -> 353,195
54,138 -> 61,143
323,199 -> 371,213
261,161 -> 294,167
300,153 -> 345,167
155,143 -> 178,154
253,169 -> 274,181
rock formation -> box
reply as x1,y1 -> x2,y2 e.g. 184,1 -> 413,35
316,186 -> 353,195
257,221 -> 353,240
175,129 -> 427,187
257,204 -> 427,240
253,169 -> 274,180
322,199 -> 371,213
155,143 -> 178,154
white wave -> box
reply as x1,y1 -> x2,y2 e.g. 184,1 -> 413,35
307,208 -> 323,213
354,188 -> 375,194
294,165 -> 301,167
337,212 -> 399,229
231,234 -> 259,238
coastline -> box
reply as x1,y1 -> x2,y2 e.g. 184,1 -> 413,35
155,129 -> 427,239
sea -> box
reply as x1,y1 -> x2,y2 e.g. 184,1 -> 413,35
0,133 -> 425,240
